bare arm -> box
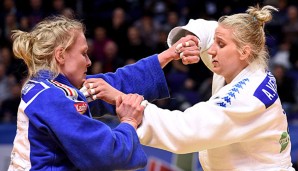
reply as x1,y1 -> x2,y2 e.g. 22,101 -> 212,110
158,35 -> 201,68
81,78 -> 124,105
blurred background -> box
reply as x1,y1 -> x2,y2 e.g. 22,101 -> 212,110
1,0 -> 298,170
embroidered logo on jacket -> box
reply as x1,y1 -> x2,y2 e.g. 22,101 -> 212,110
22,83 -> 47,103
279,131 -> 289,153
216,78 -> 249,107
74,102 -> 88,114
49,80 -> 78,100
49,80 -> 88,114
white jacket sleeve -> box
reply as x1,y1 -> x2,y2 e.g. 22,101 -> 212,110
166,19 -> 225,94
167,19 -> 218,71
137,71 -> 285,154
137,98 -> 279,154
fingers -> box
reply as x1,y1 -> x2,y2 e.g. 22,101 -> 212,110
115,95 -> 122,108
140,100 -> 148,107
175,40 -> 197,53
90,88 -> 95,95
175,35 -> 199,52
116,94 -> 146,129
84,78 -> 102,84
90,88 -> 97,100
118,94 -> 146,113
184,34 -> 199,45
175,42 -> 190,52
182,56 -> 201,65
123,94 -> 144,106
81,81 -> 100,100
179,49 -> 201,64
175,41 -> 200,65
81,78 -> 125,105
80,86 -> 89,97
83,78 -> 107,99
84,82 -> 96,89
179,52 -> 184,59
84,78 -> 104,88
173,35 -> 201,64
116,94 -> 145,107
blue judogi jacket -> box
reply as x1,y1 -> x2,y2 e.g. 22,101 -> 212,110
9,54 -> 169,171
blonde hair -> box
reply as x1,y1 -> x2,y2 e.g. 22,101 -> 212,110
11,15 -> 85,80
218,5 -> 278,70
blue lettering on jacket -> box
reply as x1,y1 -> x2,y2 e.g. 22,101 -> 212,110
253,72 -> 278,108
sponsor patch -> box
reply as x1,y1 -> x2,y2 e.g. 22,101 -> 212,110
74,102 -> 88,114
279,131 -> 289,153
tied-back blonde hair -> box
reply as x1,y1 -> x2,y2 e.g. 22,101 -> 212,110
218,5 -> 278,70
11,15 -> 85,81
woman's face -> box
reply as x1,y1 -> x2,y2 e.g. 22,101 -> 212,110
208,25 -> 248,83
59,31 -> 91,88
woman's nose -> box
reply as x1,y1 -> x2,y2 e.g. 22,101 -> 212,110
207,46 -> 216,57
87,57 -> 92,67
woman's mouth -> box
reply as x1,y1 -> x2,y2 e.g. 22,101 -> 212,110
212,60 -> 218,66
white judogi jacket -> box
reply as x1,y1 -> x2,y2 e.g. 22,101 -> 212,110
137,19 -> 295,170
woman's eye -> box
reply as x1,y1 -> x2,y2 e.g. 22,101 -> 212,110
218,42 -> 225,48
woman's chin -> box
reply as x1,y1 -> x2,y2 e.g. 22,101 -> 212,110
212,67 -> 220,74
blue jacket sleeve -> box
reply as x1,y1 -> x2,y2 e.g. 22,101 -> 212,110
87,54 -> 170,115
26,88 -> 147,170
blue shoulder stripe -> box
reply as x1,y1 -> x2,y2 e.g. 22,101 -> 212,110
253,72 -> 278,108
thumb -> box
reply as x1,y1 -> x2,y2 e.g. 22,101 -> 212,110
116,95 -> 122,108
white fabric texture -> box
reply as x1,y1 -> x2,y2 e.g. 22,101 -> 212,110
167,19 -> 218,71
137,65 -> 294,170
139,19 -> 295,170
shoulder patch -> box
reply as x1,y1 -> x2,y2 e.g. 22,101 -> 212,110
49,80 -> 78,101
22,82 -> 49,103
253,72 -> 278,108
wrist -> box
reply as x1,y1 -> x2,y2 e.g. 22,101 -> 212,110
120,117 -> 139,129
158,50 -> 176,68
113,92 -> 125,105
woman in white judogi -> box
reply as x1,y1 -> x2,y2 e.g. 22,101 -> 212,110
137,5 -> 295,171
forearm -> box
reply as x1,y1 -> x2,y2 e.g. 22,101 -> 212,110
88,55 -> 170,101
160,35 -> 200,67
158,49 -> 176,68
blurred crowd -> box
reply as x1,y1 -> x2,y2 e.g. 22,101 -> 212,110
1,0 -> 298,125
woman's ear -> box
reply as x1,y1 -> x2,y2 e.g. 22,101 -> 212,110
54,47 -> 65,64
240,45 -> 251,61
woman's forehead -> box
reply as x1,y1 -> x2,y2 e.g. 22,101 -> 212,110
215,25 -> 233,39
